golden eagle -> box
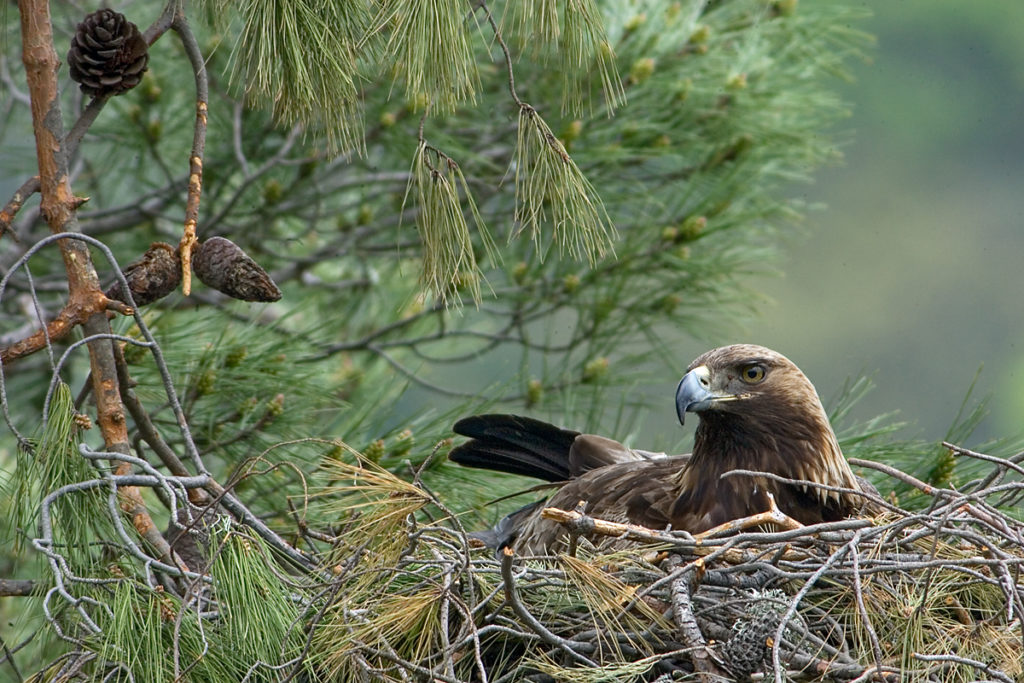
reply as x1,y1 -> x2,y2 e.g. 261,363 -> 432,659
450,344 -> 876,553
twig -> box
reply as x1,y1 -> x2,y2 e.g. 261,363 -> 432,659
771,536 -> 854,683
171,8 -> 209,295
670,574 -> 726,681
542,504 -> 690,545
540,499 -> 847,555
693,492 -> 803,539
911,653 -> 1015,683
848,457 -> 940,495
946,441 -> 1024,478
848,530 -> 884,678
474,0 -> 525,108
499,547 -> 598,666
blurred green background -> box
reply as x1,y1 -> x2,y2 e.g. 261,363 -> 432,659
728,0 -> 1024,443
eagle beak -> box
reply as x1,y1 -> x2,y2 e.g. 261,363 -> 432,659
675,365 -> 715,425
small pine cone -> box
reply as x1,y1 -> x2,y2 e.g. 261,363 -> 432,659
165,505 -> 220,574
719,590 -> 790,678
193,237 -> 282,302
720,609 -> 778,677
106,242 -> 181,306
67,9 -> 149,98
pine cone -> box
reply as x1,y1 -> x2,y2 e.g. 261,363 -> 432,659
719,589 -> 791,678
165,504 -> 220,574
106,242 -> 181,306
720,608 -> 778,677
67,9 -> 149,98
193,237 -> 282,302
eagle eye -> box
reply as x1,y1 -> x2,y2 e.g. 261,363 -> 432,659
739,363 -> 766,384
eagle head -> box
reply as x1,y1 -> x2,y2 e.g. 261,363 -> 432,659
676,344 -> 821,428
672,344 -> 861,524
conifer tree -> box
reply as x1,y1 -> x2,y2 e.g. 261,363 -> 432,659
4,2 -> 1021,681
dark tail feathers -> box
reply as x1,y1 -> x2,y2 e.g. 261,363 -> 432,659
449,414 -> 579,483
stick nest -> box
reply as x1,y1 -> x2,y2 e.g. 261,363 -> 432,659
309,450 -> 1024,683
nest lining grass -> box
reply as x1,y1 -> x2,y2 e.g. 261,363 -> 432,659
302,453 -> 1024,682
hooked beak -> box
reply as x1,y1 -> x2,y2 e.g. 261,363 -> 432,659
675,365 -> 714,425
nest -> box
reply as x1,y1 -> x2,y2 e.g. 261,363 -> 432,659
309,448 -> 1024,682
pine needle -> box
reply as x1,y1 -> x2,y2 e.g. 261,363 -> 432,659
95,581 -> 176,683
514,106 -> 617,264
502,0 -> 624,114
11,382 -> 110,566
403,140 -> 495,306
217,0 -> 370,155
210,527 -> 304,671
798,517 -> 1023,683
379,0 -> 481,112
559,0 -> 625,115
558,552 -> 668,658
314,442 -> 433,565
502,0 -> 561,46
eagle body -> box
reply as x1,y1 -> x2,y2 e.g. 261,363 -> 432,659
450,345 -> 873,553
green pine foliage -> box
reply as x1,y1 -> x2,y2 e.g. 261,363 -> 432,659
209,529 -> 307,676
381,0 -> 482,112
8,382 -> 114,568
405,140 -> 494,304
86,535 -> 310,682
514,105 -> 618,264
211,0 -> 373,154
503,0 -> 625,114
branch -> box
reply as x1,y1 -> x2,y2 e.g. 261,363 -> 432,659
911,653 -> 1015,683
0,579 -> 36,597
848,457 -> 940,495
670,574 -> 727,681
541,494 -> 805,547
171,8 -> 209,295
0,288 -> 121,364
693,492 -> 803,539
18,0 -> 164,567
945,441 -> 1024,479
541,503 -> 687,545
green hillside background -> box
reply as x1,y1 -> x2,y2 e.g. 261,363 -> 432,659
736,0 -> 1024,442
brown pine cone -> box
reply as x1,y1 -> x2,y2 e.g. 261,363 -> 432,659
106,242 -> 181,307
67,9 -> 149,98
193,237 -> 282,302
